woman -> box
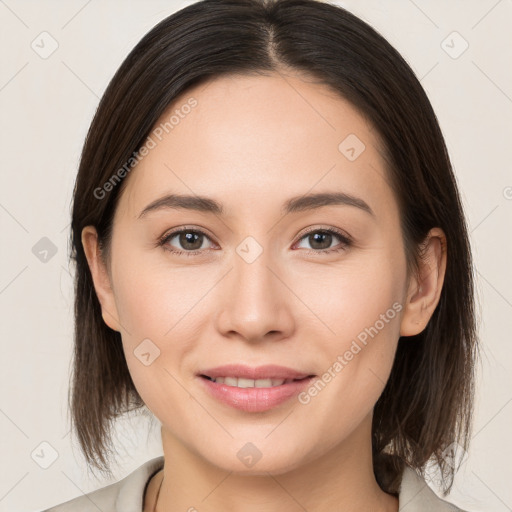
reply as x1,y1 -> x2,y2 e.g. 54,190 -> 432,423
45,0 -> 479,510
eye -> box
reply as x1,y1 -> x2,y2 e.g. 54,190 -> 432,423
158,226 -> 352,257
158,227 -> 216,257
294,227 -> 352,255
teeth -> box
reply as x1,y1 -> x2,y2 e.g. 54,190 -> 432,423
209,376 -> 294,388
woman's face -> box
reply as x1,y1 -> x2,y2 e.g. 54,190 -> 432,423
84,71 -> 423,474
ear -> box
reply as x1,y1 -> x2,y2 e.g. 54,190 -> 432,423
81,226 -> 121,332
400,227 -> 447,337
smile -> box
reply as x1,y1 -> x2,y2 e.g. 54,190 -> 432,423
201,375 -> 308,388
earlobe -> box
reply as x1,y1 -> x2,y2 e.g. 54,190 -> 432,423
399,228 -> 447,337
81,226 -> 121,332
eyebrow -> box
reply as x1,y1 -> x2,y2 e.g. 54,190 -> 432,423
137,191 -> 375,219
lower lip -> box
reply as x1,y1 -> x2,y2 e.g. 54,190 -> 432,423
197,375 -> 315,412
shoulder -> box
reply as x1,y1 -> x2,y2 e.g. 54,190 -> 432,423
398,465 -> 469,512
42,479 -> 120,512
41,456 -> 165,512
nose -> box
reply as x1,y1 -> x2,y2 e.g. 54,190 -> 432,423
215,247 -> 295,344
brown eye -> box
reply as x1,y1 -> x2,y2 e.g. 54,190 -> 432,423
175,231 -> 204,250
307,231 -> 333,250
295,228 -> 352,254
159,228 -> 214,256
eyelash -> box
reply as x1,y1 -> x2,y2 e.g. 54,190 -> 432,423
157,226 -> 352,257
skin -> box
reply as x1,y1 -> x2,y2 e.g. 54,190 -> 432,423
82,70 -> 447,512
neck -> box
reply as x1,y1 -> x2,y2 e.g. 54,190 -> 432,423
147,413 -> 398,512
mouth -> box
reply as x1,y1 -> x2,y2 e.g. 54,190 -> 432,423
199,374 -> 314,388
196,364 -> 317,412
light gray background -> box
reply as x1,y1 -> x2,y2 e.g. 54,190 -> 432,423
0,1 -> 511,511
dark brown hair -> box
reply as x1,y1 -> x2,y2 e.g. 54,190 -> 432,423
68,0 -> 479,496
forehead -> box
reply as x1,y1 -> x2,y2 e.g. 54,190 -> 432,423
116,72 -> 394,222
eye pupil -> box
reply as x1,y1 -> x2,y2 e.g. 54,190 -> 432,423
310,232 -> 332,250
180,231 -> 202,250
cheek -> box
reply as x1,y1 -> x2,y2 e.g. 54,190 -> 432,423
294,247 -> 405,346
112,249 -> 212,342
110,250 -> 221,391
293,245 -> 405,412
111,258 -> 210,414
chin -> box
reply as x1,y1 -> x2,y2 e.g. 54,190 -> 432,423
200,442 -> 309,476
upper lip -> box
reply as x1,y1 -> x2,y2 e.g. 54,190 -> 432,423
198,364 -> 315,380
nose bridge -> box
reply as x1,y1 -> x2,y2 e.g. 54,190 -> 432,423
216,238 -> 293,341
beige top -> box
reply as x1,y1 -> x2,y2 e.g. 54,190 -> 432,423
42,455 -> 467,511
